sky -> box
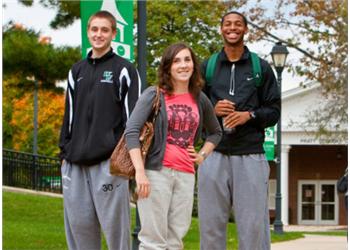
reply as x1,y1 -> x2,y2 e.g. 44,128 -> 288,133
3,0 -> 81,47
2,0 -> 304,91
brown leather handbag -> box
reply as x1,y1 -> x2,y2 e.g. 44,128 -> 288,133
110,87 -> 161,179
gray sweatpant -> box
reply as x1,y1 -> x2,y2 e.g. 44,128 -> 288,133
61,159 -> 130,250
198,152 -> 270,250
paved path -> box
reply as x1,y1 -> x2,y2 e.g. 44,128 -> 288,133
279,225 -> 347,232
272,234 -> 347,250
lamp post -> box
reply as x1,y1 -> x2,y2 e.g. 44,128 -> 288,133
26,76 -> 39,190
270,42 -> 288,234
33,79 -> 38,155
132,1 -> 147,249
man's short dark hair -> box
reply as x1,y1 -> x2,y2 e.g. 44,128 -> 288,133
221,11 -> 247,27
88,10 -> 117,31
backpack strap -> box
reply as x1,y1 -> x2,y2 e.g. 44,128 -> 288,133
205,51 -> 262,87
205,52 -> 219,86
250,52 -> 262,87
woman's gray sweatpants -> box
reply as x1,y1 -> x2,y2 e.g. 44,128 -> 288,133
198,151 -> 271,250
61,159 -> 130,250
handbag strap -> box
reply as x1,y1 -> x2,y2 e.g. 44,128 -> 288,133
150,87 -> 161,124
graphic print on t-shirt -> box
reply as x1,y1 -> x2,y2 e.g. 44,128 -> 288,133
167,104 -> 198,148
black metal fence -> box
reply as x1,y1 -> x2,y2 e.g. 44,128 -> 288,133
3,149 -> 62,193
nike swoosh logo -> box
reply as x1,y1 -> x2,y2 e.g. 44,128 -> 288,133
246,77 -> 254,81
77,77 -> 83,82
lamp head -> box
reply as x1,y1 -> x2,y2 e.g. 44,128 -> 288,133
270,42 -> 289,70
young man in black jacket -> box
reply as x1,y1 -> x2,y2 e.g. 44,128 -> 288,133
198,11 -> 280,250
59,11 -> 141,250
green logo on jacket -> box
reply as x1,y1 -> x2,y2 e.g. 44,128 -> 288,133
101,71 -> 113,83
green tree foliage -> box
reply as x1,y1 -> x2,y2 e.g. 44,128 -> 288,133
3,22 -> 80,156
16,0 -> 347,136
3,22 -> 80,88
144,0 -> 230,84
236,0 -> 348,135
17,0 -> 231,84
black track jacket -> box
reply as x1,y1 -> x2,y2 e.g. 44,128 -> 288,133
59,49 -> 142,166
201,46 -> 281,155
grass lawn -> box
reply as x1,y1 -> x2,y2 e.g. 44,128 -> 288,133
4,191 -> 339,250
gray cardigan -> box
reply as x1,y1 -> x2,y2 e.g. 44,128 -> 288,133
125,86 -> 222,171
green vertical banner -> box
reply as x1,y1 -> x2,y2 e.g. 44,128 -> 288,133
80,0 -> 134,62
263,126 -> 275,161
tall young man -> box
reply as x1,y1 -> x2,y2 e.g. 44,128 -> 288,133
198,11 -> 281,250
59,11 -> 142,250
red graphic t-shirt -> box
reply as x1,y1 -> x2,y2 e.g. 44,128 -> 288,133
162,92 -> 199,174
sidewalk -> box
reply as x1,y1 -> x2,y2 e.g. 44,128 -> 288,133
271,234 -> 347,250
279,224 -> 348,232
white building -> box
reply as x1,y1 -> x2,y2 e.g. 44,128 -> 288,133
269,83 -> 347,225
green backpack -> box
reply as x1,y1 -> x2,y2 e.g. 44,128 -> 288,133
205,51 -> 262,87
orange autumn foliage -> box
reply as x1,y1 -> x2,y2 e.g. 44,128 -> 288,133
11,90 -> 65,156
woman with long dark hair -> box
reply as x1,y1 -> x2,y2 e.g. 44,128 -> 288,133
125,42 -> 222,249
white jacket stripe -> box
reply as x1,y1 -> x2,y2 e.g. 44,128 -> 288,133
68,70 -> 75,133
119,67 -> 131,119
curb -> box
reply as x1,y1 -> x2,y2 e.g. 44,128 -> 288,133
3,186 -> 63,198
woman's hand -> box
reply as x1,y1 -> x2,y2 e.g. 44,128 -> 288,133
187,146 -> 205,165
135,170 -> 151,199
129,148 -> 151,199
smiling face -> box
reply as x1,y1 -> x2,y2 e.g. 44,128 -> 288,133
221,13 -> 248,47
87,17 -> 116,57
170,48 -> 194,86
